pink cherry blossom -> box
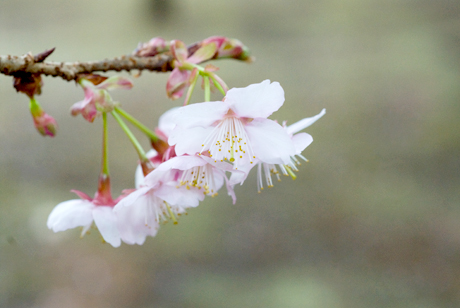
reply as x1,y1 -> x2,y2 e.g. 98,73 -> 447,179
156,154 -> 238,204
168,80 -> 297,171
115,162 -> 206,245
71,76 -> 133,122
47,183 -> 125,247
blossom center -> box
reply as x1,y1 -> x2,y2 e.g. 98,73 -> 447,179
178,164 -> 218,197
200,116 -> 255,168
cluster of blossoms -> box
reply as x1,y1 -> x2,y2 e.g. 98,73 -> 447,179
45,36 -> 325,247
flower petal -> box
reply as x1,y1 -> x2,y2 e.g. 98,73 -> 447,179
225,80 -> 285,118
93,206 -> 121,247
245,118 -> 296,164
97,76 -> 133,91
187,42 -> 217,64
292,132 -> 313,154
155,184 -> 204,208
286,108 -> 326,135
171,40 -> 188,64
158,107 -> 180,137
169,126 -> 215,156
171,101 -> 229,128
114,186 -> 152,209
47,199 -> 94,232
166,68 -> 190,99
116,192 -> 159,245
156,155 -> 207,171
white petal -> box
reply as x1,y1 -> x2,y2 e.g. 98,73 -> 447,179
47,199 -> 94,232
116,193 -> 159,245
172,101 -> 229,128
229,161 -> 256,185
292,132 -> 313,154
169,126 -> 214,155
225,80 -> 285,118
245,118 -> 296,164
286,108 -> 326,135
156,155 -> 207,171
93,206 -> 121,247
114,186 -> 151,209
155,184 -> 204,208
158,107 -> 180,136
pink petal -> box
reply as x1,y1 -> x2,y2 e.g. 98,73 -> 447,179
292,132 -> 313,154
97,76 -> 133,91
47,199 -> 94,232
93,206 -> 121,247
70,189 -> 92,201
158,107 -> 179,136
286,109 -> 326,135
156,155 -> 207,171
225,80 -> 285,119
155,184 -> 204,208
116,192 -> 159,245
219,169 -> 237,204
171,40 -> 188,64
166,68 -> 190,99
171,101 -> 229,128
169,126 -> 215,156
229,161 -> 255,185
245,118 -> 296,164
114,186 -> 151,209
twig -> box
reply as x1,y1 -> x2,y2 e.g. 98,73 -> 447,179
0,52 -> 174,81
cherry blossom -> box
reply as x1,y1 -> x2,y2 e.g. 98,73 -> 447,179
47,176 -> 125,247
71,76 -> 133,122
168,80 -> 297,171
115,161 -> 206,245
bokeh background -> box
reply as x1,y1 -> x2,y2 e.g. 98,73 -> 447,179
1,0 -> 460,307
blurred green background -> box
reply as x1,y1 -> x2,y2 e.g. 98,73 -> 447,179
1,0 -> 460,307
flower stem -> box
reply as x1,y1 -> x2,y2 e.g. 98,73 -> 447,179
29,97 -> 42,116
208,74 -> 226,96
184,70 -> 199,106
114,106 -> 160,142
101,112 -> 110,176
111,110 -> 148,163
204,75 -> 210,102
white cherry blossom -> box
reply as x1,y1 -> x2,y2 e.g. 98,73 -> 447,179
47,189 -> 123,247
168,80 -> 297,170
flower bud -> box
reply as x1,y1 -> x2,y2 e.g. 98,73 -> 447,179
202,36 -> 252,62
29,98 -> 58,137
133,37 -> 170,57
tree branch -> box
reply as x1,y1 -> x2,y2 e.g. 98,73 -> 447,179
0,52 -> 175,81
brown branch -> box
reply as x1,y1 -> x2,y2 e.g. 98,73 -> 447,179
0,52 -> 175,81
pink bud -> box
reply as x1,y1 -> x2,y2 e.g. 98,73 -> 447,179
202,36 -> 252,61
31,107 -> 58,137
170,40 -> 189,64
166,68 -> 190,100
133,37 -> 170,57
